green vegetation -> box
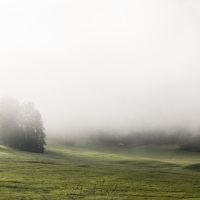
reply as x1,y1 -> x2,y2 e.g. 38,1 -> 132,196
1,144 -> 200,199
0,97 -> 46,153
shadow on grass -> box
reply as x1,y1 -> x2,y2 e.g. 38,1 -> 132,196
114,160 -> 180,168
185,163 -> 200,172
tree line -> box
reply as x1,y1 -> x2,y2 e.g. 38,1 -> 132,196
0,97 -> 46,153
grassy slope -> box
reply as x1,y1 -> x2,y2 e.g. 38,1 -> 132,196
0,144 -> 200,200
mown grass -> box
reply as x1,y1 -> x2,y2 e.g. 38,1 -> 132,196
0,144 -> 200,199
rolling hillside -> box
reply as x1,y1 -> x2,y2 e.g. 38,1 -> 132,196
0,144 -> 200,199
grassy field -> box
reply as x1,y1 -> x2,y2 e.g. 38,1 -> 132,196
1,143 -> 200,199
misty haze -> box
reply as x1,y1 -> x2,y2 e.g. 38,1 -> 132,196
0,0 -> 200,199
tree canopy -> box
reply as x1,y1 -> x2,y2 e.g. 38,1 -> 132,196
0,97 -> 46,153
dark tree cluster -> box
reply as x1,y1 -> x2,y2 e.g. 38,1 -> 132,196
86,130 -> 200,152
0,97 -> 46,153
179,133 -> 200,152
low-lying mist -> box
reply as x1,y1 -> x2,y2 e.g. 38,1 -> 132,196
0,0 -> 200,142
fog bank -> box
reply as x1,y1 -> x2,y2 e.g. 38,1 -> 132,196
0,0 -> 200,137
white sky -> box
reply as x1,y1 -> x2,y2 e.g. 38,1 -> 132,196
0,0 -> 200,135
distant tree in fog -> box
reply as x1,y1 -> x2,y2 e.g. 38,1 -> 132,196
20,102 -> 46,153
179,133 -> 200,152
0,97 -> 22,148
0,97 -> 46,153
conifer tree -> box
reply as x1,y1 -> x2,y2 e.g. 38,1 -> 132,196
0,97 -> 46,153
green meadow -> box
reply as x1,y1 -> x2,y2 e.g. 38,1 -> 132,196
1,144 -> 200,200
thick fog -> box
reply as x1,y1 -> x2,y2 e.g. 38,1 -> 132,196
0,0 -> 200,137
